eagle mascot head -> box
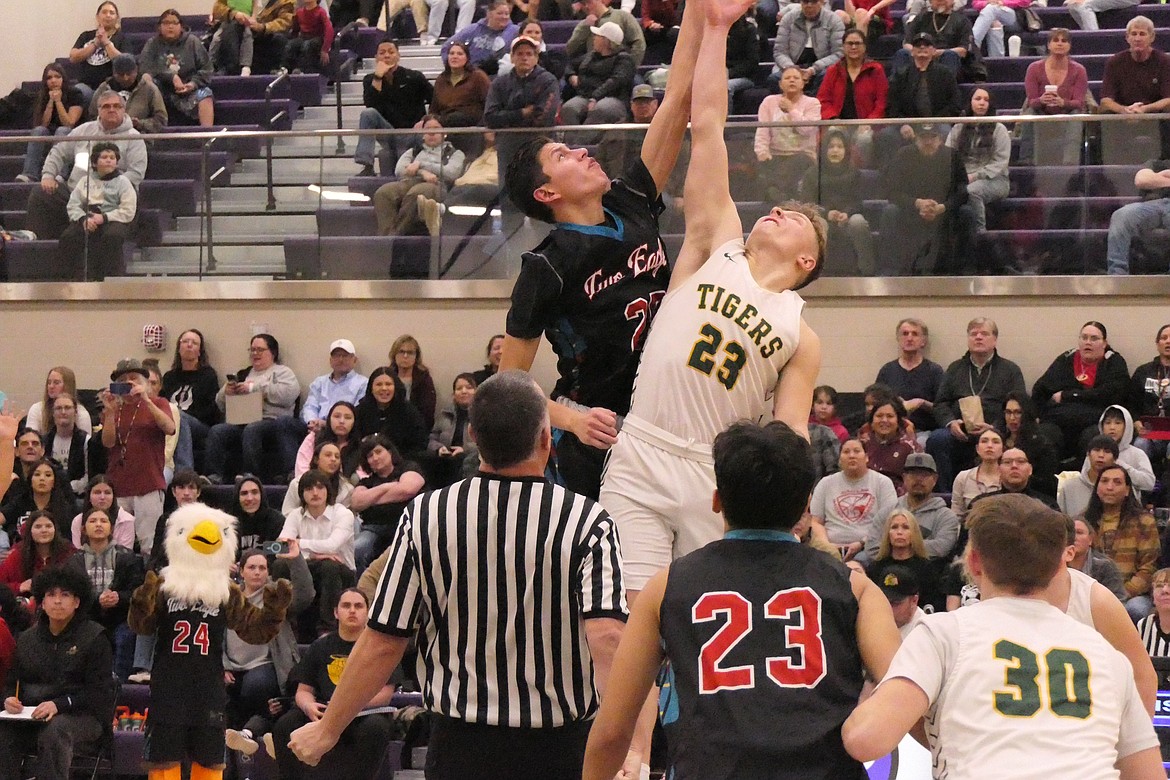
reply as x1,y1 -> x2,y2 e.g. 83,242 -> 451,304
159,503 -> 238,606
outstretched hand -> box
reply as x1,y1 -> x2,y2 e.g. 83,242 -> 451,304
705,0 -> 754,27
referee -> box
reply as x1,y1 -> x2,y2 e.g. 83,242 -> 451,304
288,370 -> 628,779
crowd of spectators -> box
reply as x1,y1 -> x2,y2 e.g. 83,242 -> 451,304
11,0 -> 1170,278
4,309 -> 1170,770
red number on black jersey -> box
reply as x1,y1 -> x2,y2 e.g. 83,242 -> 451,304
624,290 -> 667,351
172,619 -> 212,656
693,588 -> 826,694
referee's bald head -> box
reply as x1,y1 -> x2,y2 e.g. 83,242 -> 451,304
471,370 -> 550,470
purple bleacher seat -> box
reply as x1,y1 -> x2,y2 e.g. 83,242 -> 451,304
541,20 -> 578,45
1006,164 -> 1141,198
215,99 -> 297,131
161,125 -> 265,159
318,206 -> 377,236
987,195 -> 1136,231
147,150 -> 233,184
141,179 -> 200,216
285,234 -> 511,279
210,74 -> 326,108
346,175 -> 397,201
976,228 -> 1107,274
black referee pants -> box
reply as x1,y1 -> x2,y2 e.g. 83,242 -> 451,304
424,716 -> 592,780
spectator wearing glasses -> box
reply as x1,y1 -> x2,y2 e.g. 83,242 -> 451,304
205,334 -> 303,485
388,335 -> 437,432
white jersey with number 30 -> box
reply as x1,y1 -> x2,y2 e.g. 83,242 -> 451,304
884,597 -> 1157,780
627,238 -> 804,445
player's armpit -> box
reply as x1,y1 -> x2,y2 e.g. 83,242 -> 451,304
499,335 -> 541,373
851,569 -> 901,682
1115,747 -> 1167,780
1091,582 -> 1158,716
772,321 -> 821,440
841,677 -> 929,762
582,570 -> 668,780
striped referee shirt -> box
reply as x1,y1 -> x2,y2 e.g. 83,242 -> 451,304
1137,613 -> 1170,657
369,474 -> 627,729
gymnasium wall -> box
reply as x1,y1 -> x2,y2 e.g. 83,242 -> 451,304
1,282 -> 1165,413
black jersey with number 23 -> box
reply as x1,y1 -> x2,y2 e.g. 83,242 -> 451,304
506,160 -> 670,417
659,538 -> 867,780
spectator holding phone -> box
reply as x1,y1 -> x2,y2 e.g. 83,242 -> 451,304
98,358 -> 174,557
224,544 -> 316,758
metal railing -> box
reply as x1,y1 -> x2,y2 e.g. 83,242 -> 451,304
263,69 -> 290,212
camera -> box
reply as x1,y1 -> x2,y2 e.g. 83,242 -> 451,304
262,540 -> 290,556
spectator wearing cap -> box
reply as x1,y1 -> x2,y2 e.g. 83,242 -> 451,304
98,358 -> 175,555
864,452 -> 960,562
872,563 -> 928,637
771,0 -> 845,95
562,22 -> 636,145
971,447 -> 1060,509
91,54 -> 168,134
877,122 -> 973,276
877,32 -> 962,166
892,0 -> 974,77
302,340 -> 368,435
483,34 -> 561,236
566,0 -> 646,69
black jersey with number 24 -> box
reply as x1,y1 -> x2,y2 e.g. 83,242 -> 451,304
659,538 -> 867,780
506,160 -> 670,417
150,598 -> 229,727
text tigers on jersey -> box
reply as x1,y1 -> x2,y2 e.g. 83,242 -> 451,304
696,283 -> 785,358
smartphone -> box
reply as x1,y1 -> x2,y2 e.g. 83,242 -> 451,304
226,374 -> 238,384
263,540 -> 290,556
109,382 -> 132,396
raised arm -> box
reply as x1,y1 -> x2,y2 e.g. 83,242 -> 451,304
771,320 -> 821,440
671,0 -> 754,290
639,0 -> 705,193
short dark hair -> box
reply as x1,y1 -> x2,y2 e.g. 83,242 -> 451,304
91,141 -> 121,166
32,565 -> 93,611
169,468 -> 202,492
1086,434 -> 1119,459
453,372 -> 478,390
298,469 -> 336,505
1101,407 -> 1126,425
505,137 -> 556,223
359,433 -> 403,473
812,384 -> 837,405
252,333 -> 280,362
965,494 -> 1066,594
469,370 -> 547,469
712,421 -> 815,530
240,547 -> 269,567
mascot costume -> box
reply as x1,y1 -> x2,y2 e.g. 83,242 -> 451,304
129,503 -> 292,780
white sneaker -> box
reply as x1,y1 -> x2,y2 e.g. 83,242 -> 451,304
128,671 -> 151,684
226,729 -> 259,756
14,174 -> 31,183
240,66 -> 252,76
263,732 -> 276,760
420,33 -> 436,45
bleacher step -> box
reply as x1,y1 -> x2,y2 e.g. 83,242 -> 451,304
176,213 -> 317,235
211,184 -> 357,204
238,156 -> 357,177
159,230 -> 296,246
136,243 -> 286,268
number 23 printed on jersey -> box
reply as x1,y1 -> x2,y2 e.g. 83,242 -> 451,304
693,587 -> 826,694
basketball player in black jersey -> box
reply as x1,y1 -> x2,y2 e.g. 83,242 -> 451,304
497,0 -> 716,500
583,420 -> 901,780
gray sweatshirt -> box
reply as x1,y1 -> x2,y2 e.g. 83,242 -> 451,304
67,171 -> 137,224
41,115 -> 147,190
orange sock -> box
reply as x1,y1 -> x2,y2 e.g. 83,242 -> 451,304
149,766 -> 182,780
190,764 -> 224,780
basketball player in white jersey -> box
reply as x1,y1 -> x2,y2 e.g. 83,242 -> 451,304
843,494 -> 1164,780
598,0 -> 826,600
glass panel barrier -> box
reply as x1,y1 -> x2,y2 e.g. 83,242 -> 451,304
0,113 -> 1165,286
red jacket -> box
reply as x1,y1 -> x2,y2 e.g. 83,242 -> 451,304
0,545 -> 76,594
817,59 -> 888,120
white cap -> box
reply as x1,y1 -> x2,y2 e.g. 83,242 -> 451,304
329,339 -> 356,355
589,21 -> 624,47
